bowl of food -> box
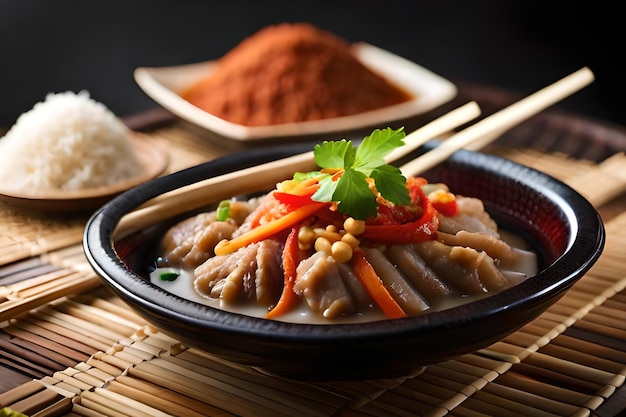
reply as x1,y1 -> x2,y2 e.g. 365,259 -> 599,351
83,128 -> 604,381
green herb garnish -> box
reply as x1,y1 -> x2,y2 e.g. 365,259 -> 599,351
310,127 -> 410,220
159,271 -> 180,281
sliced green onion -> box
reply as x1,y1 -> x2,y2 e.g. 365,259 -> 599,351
159,271 -> 179,281
216,200 -> 231,221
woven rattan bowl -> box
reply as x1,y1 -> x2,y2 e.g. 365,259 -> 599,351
83,142 -> 605,381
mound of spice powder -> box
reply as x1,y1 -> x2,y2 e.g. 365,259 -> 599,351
180,23 -> 413,126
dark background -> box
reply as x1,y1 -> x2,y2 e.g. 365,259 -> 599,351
0,1 -> 623,129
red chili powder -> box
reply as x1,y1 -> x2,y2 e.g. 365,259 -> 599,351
180,23 -> 413,127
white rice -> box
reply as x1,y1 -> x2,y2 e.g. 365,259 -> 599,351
0,91 -> 143,193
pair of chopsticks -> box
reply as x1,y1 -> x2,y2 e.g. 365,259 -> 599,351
115,67 -> 594,238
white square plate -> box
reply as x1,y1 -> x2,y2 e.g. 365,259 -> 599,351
134,43 -> 457,141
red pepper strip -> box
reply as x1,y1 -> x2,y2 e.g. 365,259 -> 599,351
350,249 -> 407,319
273,191 -> 315,209
361,192 -> 439,243
265,226 -> 302,319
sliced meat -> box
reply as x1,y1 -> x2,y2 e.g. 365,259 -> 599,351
337,263 -> 375,309
448,246 -> 511,292
254,239 -> 283,304
194,239 -> 282,306
385,244 -> 457,302
361,247 -> 429,315
161,212 -> 233,269
161,201 -> 255,269
437,231 -> 521,263
193,243 -> 256,301
218,244 -> 258,302
294,251 -> 356,319
412,240 -> 487,295
438,196 -> 499,238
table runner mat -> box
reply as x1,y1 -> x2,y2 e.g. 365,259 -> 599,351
1,85 -> 626,415
0,208 -> 624,417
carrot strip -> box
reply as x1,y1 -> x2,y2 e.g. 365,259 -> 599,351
350,249 -> 407,319
215,202 -> 327,256
296,183 -> 320,197
250,179 -> 321,227
265,227 -> 302,319
290,176 -> 320,196
277,176 -> 320,197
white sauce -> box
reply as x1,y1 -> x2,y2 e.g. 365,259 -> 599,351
150,229 -> 538,324
150,267 -> 387,324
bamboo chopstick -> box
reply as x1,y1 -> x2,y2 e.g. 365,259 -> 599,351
115,101 -> 482,238
384,101 -> 481,163
398,67 -> 595,176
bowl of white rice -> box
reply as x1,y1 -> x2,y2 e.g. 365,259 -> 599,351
0,91 -> 168,212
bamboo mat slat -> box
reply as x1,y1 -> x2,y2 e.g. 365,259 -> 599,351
1,117 -> 625,416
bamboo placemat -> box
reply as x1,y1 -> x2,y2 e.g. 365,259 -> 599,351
0,209 -> 624,417
1,97 -> 626,416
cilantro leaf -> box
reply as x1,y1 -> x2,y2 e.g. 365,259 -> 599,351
311,174 -> 335,202
314,140 -> 355,169
306,127 -> 412,220
353,127 -> 406,175
371,165 -> 411,206
333,168 -> 378,219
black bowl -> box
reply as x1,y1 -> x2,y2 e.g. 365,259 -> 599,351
83,142 -> 605,381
